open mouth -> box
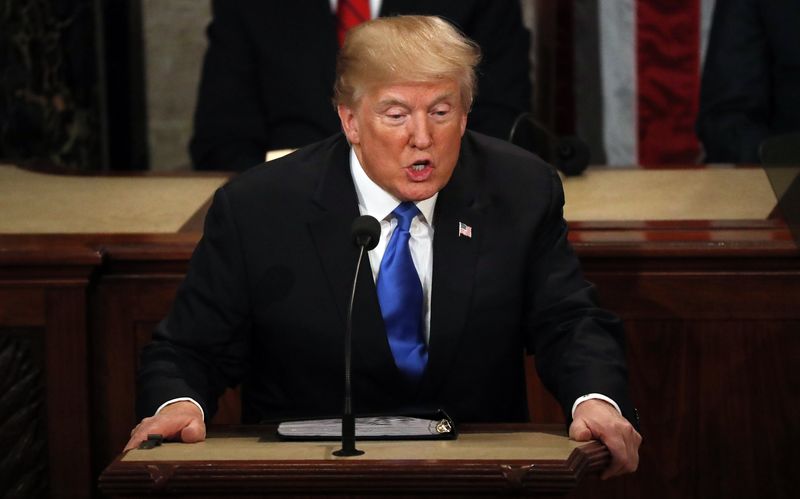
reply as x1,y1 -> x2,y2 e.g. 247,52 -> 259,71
406,159 -> 433,181
411,159 -> 430,171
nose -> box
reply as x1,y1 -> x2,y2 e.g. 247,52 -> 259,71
408,114 -> 432,149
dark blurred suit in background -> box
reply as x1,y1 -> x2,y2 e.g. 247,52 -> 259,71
697,0 -> 800,163
190,0 -> 532,171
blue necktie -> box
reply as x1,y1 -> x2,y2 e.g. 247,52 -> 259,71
377,202 -> 427,381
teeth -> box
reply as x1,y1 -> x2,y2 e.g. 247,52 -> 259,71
412,161 -> 427,171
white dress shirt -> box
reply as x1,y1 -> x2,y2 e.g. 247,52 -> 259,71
349,149 -> 436,343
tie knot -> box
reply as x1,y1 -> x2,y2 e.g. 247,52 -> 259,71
392,202 -> 419,231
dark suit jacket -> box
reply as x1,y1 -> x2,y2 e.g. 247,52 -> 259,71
139,131 -> 634,426
697,0 -> 800,163
190,0 -> 532,170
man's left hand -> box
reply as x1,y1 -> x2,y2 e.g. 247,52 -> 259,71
569,399 -> 641,479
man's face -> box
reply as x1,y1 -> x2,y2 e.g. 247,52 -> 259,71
337,80 -> 468,202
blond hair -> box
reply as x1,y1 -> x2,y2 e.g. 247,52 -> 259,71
333,15 -> 481,111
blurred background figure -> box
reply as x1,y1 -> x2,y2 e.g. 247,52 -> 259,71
189,0 -> 533,171
696,0 -> 800,164
18,1 -> 795,173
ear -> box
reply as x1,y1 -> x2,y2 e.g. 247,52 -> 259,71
458,110 -> 468,137
337,104 -> 360,145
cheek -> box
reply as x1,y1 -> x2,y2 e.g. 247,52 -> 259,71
371,131 -> 407,155
440,129 -> 463,155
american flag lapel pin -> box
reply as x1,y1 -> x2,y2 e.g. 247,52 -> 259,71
458,222 -> 472,238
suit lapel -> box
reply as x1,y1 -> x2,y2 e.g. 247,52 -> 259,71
307,136 -> 407,392
419,144 -> 487,399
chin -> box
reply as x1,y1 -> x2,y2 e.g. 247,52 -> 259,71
396,184 -> 440,202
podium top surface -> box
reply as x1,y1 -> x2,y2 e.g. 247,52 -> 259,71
0,163 -> 779,234
0,164 -> 228,234
563,166 -> 776,221
122,430 -> 584,462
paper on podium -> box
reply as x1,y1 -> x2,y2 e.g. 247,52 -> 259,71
277,415 -> 455,440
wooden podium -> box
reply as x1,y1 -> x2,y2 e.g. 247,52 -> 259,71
98,425 -> 607,498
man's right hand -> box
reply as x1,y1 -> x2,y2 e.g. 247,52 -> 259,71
124,401 -> 206,451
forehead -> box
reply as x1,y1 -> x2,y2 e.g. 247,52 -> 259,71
363,80 -> 462,108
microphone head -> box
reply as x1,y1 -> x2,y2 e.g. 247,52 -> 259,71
351,215 -> 381,250
554,136 -> 590,176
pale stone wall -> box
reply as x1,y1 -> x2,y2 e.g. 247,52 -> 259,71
141,0 -> 210,171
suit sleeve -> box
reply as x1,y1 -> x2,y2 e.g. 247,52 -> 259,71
190,0 -> 269,171
136,187 -> 252,420
524,169 -> 636,427
460,0 -> 532,140
696,0 -> 770,163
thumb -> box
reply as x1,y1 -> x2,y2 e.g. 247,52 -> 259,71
569,418 -> 593,441
180,418 -> 206,443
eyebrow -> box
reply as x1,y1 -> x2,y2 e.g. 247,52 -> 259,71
375,92 -> 456,110
375,98 -> 409,110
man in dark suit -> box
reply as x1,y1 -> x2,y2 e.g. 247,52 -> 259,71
130,16 -> 640,479
190,0 -> 532,171
696,0 -> 800,163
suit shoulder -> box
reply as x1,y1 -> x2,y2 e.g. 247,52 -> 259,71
457,131 -> 563,219
220,134 -> 343,201
462,130 -> 557,181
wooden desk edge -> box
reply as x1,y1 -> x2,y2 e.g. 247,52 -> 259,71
98,426 -> 608,496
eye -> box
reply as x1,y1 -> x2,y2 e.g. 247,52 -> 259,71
431,105 -> 452,119
381,107 -> 408,123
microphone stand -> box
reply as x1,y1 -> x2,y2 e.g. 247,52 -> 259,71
333,243 -> 368,457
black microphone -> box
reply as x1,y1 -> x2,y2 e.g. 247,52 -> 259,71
333,215 -> 380,457
351,215 -> 381,251
508,112 -> 590,176
554,135 -> 591,177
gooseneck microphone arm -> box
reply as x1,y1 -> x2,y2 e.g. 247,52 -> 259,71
333,215 -> 380,457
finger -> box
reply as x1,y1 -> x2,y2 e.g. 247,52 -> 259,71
123,424 -> 140,451
569,418 -> 592,441
122,416 -> 183,451
124,425 -> 162,451
600,434 -> 628,479
180,418 -> 206,443
601,426 -> 641,479
124,425 -> 160,452
601,457 -> 626,480
622,428 -> 642,473
123,435 -> 142,452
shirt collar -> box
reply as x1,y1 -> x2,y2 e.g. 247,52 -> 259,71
349,148 -> 437,224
